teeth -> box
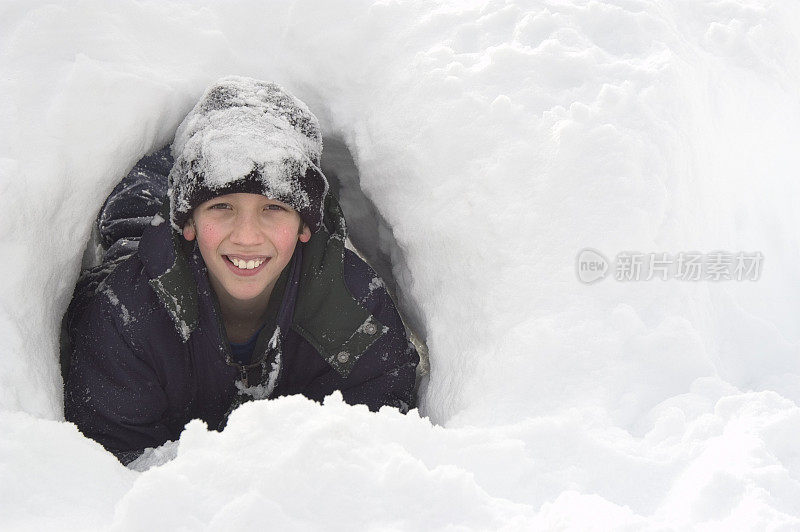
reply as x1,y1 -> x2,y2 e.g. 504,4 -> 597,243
230,257 -> 263,270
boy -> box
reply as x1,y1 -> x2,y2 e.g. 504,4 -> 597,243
63,77 -> 419,464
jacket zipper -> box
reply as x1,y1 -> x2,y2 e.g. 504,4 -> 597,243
239,364 -> 249,388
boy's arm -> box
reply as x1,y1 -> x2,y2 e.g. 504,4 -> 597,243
64,293 -> 171,465
340,328 -> 419,413
338,260 -> 420,412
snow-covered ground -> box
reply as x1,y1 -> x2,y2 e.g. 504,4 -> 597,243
2,0 -> 800,529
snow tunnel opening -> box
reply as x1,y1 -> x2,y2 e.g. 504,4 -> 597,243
65,135 -> 429,407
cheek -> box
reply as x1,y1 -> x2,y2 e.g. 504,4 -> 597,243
272,226 -> 301,251
196,223 -> 224,252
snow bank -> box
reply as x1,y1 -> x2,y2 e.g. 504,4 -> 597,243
2,0 -> 800,529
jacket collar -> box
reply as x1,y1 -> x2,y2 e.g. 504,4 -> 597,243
139,204 -> 198,341
292,194 -> 385,377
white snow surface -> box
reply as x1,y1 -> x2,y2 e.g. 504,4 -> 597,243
2,0 -> 800,529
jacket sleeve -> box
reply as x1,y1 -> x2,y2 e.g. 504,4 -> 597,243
338,252 -> 420,413
340,323 -> 419,413
64,288 -> 171,464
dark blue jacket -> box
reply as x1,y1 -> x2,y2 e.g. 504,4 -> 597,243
64,191 -> 418,464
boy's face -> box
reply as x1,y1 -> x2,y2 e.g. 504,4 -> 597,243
182,192 -> 311,305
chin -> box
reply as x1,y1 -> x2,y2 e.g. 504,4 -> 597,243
228,280 -> 273,301
228,287 -> 268,302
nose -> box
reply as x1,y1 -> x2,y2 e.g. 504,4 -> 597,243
229,211 -> 265,246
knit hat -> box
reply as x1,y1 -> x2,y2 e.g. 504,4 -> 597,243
168,76 -> 329,233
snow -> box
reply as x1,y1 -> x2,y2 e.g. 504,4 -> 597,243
236,326 -> 283,400
102,286 -> 134,326
2,0 -> 800,529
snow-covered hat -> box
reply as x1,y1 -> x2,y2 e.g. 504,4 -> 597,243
168,76 -> 329,233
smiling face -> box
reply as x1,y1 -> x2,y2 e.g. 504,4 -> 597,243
182,193 -> 311,307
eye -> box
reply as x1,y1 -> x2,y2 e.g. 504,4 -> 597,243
209,202 -> 232,210
265,204 -> 287,211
